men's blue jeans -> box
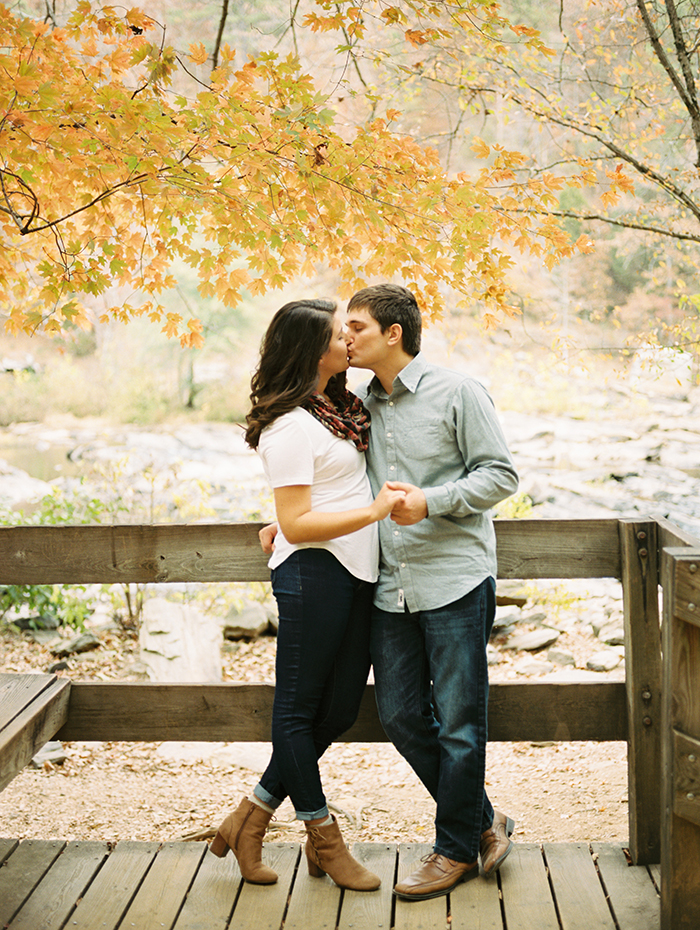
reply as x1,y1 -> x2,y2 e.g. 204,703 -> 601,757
255,548 -> 373,820
370,577 -> 496,862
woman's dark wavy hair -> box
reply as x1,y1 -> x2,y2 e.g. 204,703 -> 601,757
245,299 -> 346,449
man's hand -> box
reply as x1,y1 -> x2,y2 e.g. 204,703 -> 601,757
387,482 -> 428,525
259,522 -> 278,554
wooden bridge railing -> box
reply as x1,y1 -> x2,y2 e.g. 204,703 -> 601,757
2,515 -> 700,885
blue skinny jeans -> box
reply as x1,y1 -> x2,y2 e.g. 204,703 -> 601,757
370,577 -> 496,862
255,548 -> 373,820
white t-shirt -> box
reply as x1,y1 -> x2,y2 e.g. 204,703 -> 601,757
258,407 -> 379,583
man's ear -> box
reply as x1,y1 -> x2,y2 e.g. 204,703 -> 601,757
386,322 -> 403,347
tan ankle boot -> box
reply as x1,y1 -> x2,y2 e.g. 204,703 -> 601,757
305,816 -> 380,891
210,797 -> 278,884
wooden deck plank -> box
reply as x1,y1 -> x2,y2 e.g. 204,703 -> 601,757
499,843 -> 559,930
544,842 -> 616,930
0,839 -> 66,927
337,843 -> 396,930
449,866 -> 502,930
283,848 -> 342,930
119,841 -> 207,930
0,840 -> 662,930
0,673 -> 71,792
172,845 -> 243,930
9,841 -> 109,929
229,844 -> 301,930
0,836 -> 18,863
67,840 -> 160,930
592,843 -> 660,930
394,843 -> 449,930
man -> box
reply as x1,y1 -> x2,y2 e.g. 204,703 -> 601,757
262,283 -> 519,900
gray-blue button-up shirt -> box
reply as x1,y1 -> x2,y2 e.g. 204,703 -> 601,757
356,352 -> 518,612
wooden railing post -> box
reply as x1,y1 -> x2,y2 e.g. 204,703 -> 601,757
619,517 -> 662,864
661,547 -> 700,929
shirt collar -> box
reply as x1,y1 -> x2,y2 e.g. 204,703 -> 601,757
369,352 -> 426,398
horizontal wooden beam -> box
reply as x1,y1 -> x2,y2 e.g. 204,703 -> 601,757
0,518 -> 623,585
495,518 -> 621,579
656,515 -> 700,551
56,680 -> 628,744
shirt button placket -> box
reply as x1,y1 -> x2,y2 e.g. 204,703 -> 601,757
387,397 -> 407,604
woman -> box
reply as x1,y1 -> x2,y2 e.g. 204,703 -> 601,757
210,299 -> 403,891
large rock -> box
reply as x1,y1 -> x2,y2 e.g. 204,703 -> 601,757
140,598 -> 222,682
586,650 -> 622,672
505,628 -> 560,652
51,632 -> 101,657
223,602 -> 269,640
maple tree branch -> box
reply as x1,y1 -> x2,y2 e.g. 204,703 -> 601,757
636,0 -> 700,165
445,70 -> 700,227
518,207 -> 700,243
0,168 -> 40,232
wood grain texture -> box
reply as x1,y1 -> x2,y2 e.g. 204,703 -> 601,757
0,518 -> 623,584
338,843 -> 396,930
9,841 -> 110,930
67,840 -> 160,930
619,518 -> 662,864
0,673 -> 71,792
655,515 -> 700,551
282,845 -> 342,930
55,679 -> 628,743
0,522 -> 269,584
592,843 -> 659,930
500,844 -> 559,930
0,839 -> 66,928
0,839 -> 661,930
544,842 -> 616,930
661,551 -> 700,930
119,841 -> 206,930
450,866 -> 503,930
171,843 -> 243,930
494,518 -> 621,579
230,844 -> 301,930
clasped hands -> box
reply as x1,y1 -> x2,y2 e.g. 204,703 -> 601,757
384,481 -> 428,525
257,481 -> 427,554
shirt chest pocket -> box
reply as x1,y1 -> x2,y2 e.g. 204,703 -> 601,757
399,421 -> 445,462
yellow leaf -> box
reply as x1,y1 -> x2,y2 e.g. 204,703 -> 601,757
471,137 -> 490,159
188,42 -> 208,66
161,313 -> 182,339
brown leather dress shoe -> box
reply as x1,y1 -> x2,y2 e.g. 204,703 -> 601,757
393,853 -> 478,900
480,810 -> 515,875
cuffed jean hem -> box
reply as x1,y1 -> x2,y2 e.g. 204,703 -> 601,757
294,805 -> 330,822
253,785 -> 283,810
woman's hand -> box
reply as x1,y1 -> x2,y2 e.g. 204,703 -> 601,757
387,481 -> 429,525
259,523 -> 278,554
370,482 -> 407,521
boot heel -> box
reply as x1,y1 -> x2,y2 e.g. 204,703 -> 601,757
210,831 -> 230,858
307,855 -> 326,878
505,817 -> 515,837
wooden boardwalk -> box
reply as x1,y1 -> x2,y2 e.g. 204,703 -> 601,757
0,837 -> 659,930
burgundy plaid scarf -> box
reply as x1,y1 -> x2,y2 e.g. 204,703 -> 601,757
303,390 -> 371,452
